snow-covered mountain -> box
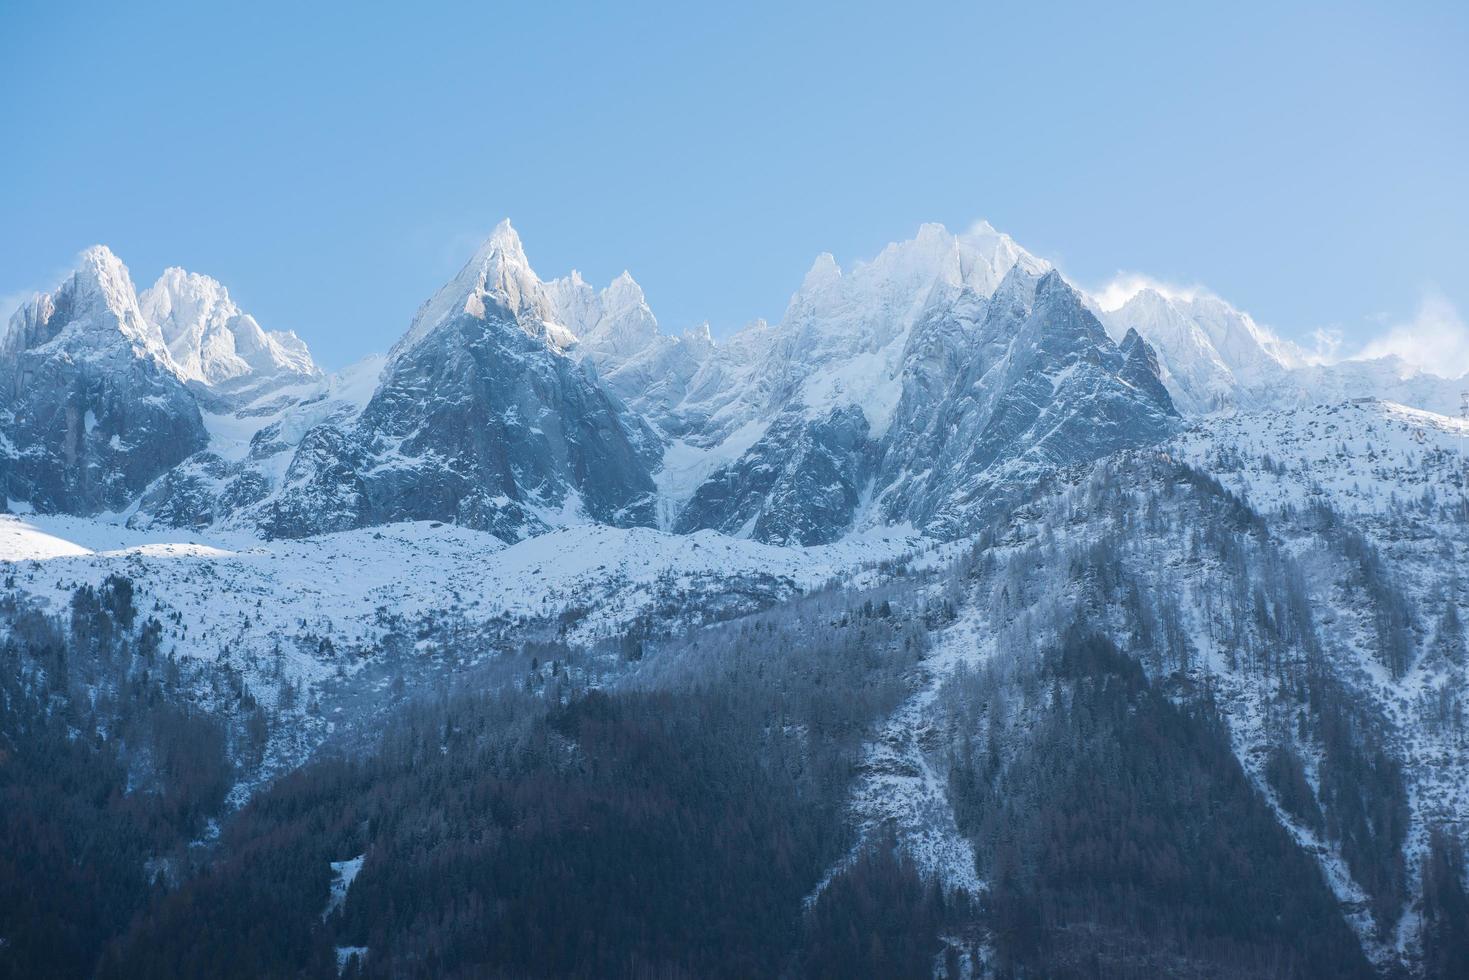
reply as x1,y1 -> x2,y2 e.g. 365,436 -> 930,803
665,221 -> 1051,451
548,268 -> 715,430
6,222 -> 1464,550
0,246 -> 207,513
128,218 -> 1165,546
256,221 -> 661,541
5,220 -> 1469,977
871,269 -> 1178,537
1102,285 -> 1468,417
139,267 -> 318,394
662,224 -> 1170,543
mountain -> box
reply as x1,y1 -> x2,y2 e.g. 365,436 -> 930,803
0,224 -> 1185,543
673,405 -> 873,545
670,225 -> 1082,542
698,221 -> 1050,445
5,220 -> 1469,977
874,269 -> 1179,535
126,354 -> 380,531
0,247 -> 331,523
675,261 -> 1179,544
5,397 -> 1463,976
7,222 -> 1461,549
0,246 -> 207,513
258,221 -> 660,541
1103,286 -> 1469,416
139,267 -> 318,396
548,268 -> 715,430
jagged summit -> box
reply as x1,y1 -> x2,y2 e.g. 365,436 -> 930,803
0,246 -> 206,514
3,245 -> 168,362
140,267 -> 318,388
548,266 -> 659,360
4,248 -> 319,397
395,218 -> 572,358
8,217 -> 1462,543
238,219 -> 662,542
796,252 -> 842,295
781,221 -> 1047,332
1097,283 -> 1465,416
485,216 -> 521,250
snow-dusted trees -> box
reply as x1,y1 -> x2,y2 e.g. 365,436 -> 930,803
1421,827 -> 1469,978
941,631 -> 1372,977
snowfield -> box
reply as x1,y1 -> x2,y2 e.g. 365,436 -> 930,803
1169,398 -> 1469,517
0,512 -> 926,683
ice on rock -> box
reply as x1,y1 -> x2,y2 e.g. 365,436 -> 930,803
140,267 -> 319,387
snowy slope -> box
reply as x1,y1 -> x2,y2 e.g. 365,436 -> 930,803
0,512 -> 925,681
1168,398 -> 1469,516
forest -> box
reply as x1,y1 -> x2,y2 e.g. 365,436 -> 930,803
4,455 -> 1469,978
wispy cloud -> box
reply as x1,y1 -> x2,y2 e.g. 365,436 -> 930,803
1088,272 -> 1211,313
1351,290 -> 1469,379
1304,327 -> 1343,364
1091,269 -> 1469,380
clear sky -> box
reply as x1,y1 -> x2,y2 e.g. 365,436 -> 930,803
2,0 -> 1466,372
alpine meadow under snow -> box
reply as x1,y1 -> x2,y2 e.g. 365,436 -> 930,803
3,216 -> 1469,978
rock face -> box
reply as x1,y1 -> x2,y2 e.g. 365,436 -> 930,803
260,222 -> 660,541
667,249 -> 1179,544
19,223 -> 1175,545
674,406 -> 871,545
874,269 -> 1179,535
126,353 -> 381,532
657,224 -> 1064,543
548,269 -> 715,432
0,247 -> 207,513
41,218 -> 1469,546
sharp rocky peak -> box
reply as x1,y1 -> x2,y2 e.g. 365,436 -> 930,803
0,245 -> 208,515
394,219 -> 569,359
139,266 -> 319,387
3,245 -> 167,362
783,221 -> 1048,327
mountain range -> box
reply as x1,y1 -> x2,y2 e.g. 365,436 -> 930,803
3,220 -> 1469,977
10,218 -> 1457,544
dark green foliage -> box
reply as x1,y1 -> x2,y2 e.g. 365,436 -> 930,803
100,760 -> 353,978
0,670 -> 154,980
0,580 -> 235,980
799,834 -> 947,980
357,689 -> 842,977
104,688 -> 840,978
1432,601 -> 1466,667
104,587 -> 926,978
1264,742 -> 1325,835
1421,826 -> 1469,979
950,631 -> 1374,978
1309,664 -> 1410,930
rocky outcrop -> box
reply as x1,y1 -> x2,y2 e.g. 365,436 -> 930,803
0,247 -> 207,514
260,223 -> 660,541
674,406 -> 872,546
874,269 -> 1179,536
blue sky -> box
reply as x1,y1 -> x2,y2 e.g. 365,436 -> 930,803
2,0 -> 1466,371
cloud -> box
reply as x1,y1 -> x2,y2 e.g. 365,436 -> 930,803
1300,327 -> 1343,366
1088,272 -> 1211,313
1091,269 -> 1469,381
1352,291 -> 1469,379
